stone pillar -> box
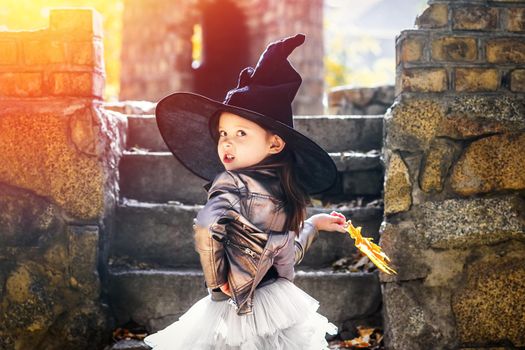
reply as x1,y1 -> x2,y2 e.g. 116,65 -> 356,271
0,9 -> 127,349
381,1 -> 525,349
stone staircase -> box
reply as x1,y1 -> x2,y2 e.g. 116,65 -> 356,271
103,102 -> 385,348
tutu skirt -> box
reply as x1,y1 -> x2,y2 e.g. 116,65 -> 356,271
143,277 -> 338,349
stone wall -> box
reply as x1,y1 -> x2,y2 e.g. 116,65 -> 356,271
0,9 -> 126,349
119,0 -> 324,114
381,1 -> 525,349
327,85 -> 395,115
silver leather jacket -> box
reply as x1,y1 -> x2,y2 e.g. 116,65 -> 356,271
192,168 -> 320,315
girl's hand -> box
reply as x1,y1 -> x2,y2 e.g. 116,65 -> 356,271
219,281 -> 232,297
310,211 -> 350,234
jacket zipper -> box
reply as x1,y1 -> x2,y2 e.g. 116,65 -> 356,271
224,238 -> 258,259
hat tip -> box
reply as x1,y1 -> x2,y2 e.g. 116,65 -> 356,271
294,33 -> 306,42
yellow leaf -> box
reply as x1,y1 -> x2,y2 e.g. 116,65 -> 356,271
345,221 -> 397,275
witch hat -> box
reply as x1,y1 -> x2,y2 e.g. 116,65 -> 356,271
155,33 -> 338,195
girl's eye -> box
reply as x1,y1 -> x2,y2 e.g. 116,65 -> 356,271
218,130 -> 246,137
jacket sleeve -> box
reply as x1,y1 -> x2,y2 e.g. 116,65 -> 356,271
192,171 -> 242,289
294,217 -> 320,265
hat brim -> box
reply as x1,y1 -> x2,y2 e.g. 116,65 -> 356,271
155,92 -> 338,195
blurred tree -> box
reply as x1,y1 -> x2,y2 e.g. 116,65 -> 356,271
323,0 -> 427,89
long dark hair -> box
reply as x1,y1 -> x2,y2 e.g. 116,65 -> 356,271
243,142 -> 311,237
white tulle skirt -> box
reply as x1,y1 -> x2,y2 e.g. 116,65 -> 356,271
143,277 -> 338,350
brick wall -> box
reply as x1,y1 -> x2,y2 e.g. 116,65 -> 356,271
0,9 -> 125,349
381,1 -> 525,349
396,1 -> 525,95
0,9 -> 105,99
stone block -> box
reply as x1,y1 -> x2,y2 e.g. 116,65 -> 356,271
382,280 -> 458,350
68,39 -> 104,68
431,36 -> 477,62
486,38 -> 525,64
50,71 -> 104,98
365,104 -> 388,115
23,40 -> 66,65
69,108 -> 98,156
415,3 -> 448,29
452,252 -> 525,347
436,95 -> 525,139
0,183 -> 62,248
415,196 -> 524,249
451,133 -> 525,195
384,152 -> 412,215
510,68 -> 525,92
49,8 -> 103,39
420,138 -> 460,193
0,72 -> 42,97
384,97 -> 445,151
507,7 -> 525,32
377,221 -> 433,282
455,68 -> 499,92
452,6 -> 499,30
2,261 -> 58,332
399,35 -> 426,63
0,101 -> 121,220
382,241 -> 525,349
398,68 -> 448,93
67,225 -> 100,298
329,86 -> 376,109
0,40 -> 18,64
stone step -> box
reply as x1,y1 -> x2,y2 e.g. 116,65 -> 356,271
109,200 -> 383,269
118,150 -> 384,204
106,339 -> 148,350
124,114 -> 384,153
106,267 -> 382,332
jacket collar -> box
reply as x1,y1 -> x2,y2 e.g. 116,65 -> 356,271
202,167 -> 279,192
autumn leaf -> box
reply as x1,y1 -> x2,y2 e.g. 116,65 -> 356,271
344,221 -> 397,275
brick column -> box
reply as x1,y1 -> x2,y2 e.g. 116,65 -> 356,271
381,1 -> 525,349
0,9 -> 126,349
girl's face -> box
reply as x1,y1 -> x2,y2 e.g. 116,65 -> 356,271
217,111 -> 285,171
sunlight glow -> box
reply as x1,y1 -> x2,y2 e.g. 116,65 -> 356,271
191,23 -> 203,69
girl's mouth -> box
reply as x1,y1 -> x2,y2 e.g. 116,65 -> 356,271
224,154 -> 235,163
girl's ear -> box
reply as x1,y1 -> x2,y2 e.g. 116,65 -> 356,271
269,134 -> 286,154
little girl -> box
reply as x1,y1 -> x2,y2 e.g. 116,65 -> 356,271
144,33 -> 350,349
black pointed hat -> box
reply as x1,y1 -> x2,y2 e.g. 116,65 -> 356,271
155,33 -> 338,195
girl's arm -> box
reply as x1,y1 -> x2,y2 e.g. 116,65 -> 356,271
294,212 -> 348,265
294,217 -> 319,265
193,171 -> 242,290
